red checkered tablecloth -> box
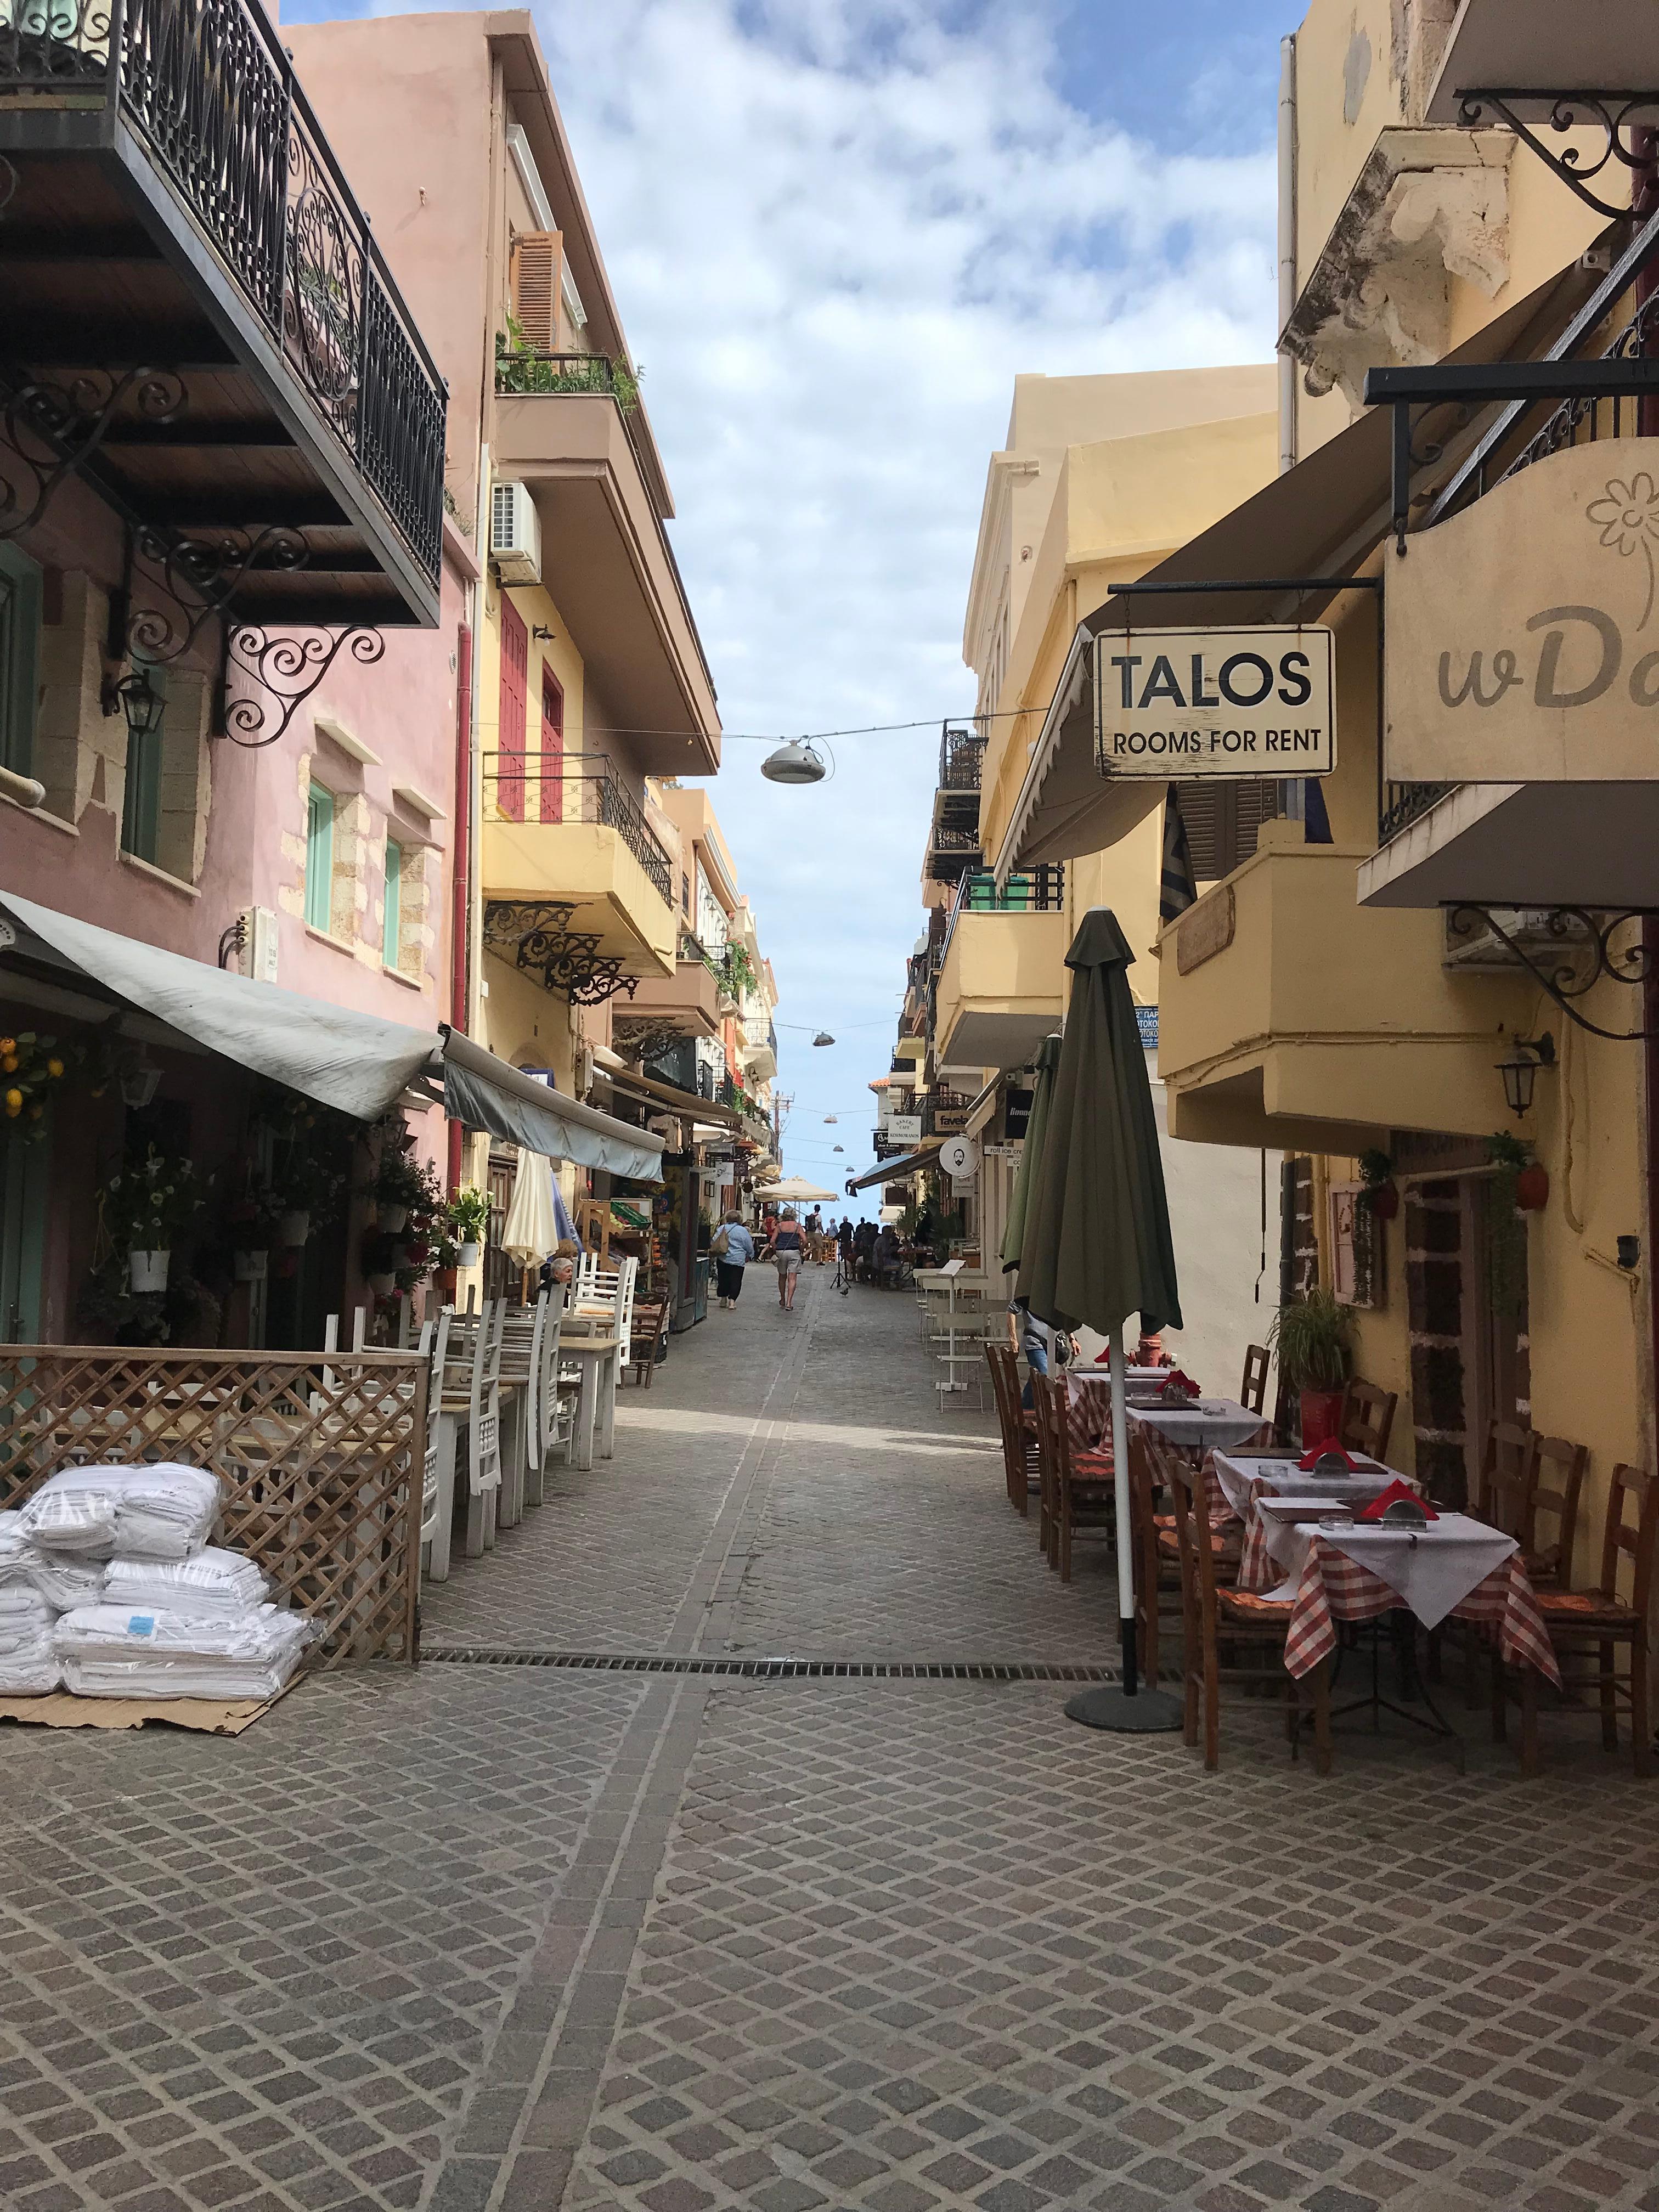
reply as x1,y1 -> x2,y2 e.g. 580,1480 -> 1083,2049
1278,1538 -> 1560,1686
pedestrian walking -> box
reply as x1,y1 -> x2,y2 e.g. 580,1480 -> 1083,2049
709,1209 -> 755,1307
771,1207 -> 806,1310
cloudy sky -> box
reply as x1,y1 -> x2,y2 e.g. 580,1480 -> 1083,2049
299,0 -> 1296,1199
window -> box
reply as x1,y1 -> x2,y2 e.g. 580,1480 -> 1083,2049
498,597 -> 528,820
0,543 -> 42,777
539,667 -> 564,822
305,782 -> 335,932
120,669 -> 166,865
383,838 -> 402,968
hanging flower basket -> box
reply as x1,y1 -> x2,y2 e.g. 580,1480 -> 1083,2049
233,1249 -> 269,1284
366,1270 -> 397,1296
378,1203 -> 409,1235
458,1239 -> 481,1268
129,1249 -> 171,1294
278,1210 -> 311,1248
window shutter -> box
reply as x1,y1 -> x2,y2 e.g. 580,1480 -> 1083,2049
1171,778 -> 1278,882
510,230 -> 562,352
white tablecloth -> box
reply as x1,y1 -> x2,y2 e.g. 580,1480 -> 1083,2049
1269,1513 -> 1519,1629
1126,1398 -> 1271,1455
1211,1452 -> 1393,1522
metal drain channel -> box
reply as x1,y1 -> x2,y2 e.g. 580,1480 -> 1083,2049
425,1649 -> 1116,1682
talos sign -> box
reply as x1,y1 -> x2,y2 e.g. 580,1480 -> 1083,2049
1386,440 -> 1659,783
1092,625 -> 1335,779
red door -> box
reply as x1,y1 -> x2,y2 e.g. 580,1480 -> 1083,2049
499,597 -> 528,822
540,668 -> 565,823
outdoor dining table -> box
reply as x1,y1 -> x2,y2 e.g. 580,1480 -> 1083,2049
1210,1450 -> 1400,1589
558,1335 -> 622,1471
1124,1396 -> 1272,1459
1060,1367 -> 1198,1450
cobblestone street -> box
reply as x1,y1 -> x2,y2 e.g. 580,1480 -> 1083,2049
4,1266 -> 1659,2212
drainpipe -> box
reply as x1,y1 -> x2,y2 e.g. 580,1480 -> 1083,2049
448,618 -> 472,1200
1277,34 -> 1298,479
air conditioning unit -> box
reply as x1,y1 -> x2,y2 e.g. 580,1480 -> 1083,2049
490,481 -> 541,585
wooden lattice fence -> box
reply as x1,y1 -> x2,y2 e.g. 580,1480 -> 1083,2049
0,1348 -> 429,1666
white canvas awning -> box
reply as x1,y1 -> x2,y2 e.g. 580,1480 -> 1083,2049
0,888 -> 665,1181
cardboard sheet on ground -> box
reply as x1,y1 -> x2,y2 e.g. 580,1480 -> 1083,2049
0,1687 -> 290,1734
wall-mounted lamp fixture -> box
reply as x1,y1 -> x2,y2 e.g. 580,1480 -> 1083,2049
1617,1235 -> 1641,1271
103,664 -> 166,745
1496,1032 -> 1556,1119
532,625 -> 554,641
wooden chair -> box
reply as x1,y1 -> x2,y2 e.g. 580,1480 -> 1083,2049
1136,1430 -> 1244,1691
629,1299 -> 670,1386
1340,1378 -> 1397,1464
1501,1462 -> 1657,1778
1239,1343 -> 1271,1418
1472,1418 -> 1533,1536
1521,1433 -> 1588,1588
1029,1370 -> 1113,1582
1167,1452 -> 1330,1774
984,1344 -> 1036,1515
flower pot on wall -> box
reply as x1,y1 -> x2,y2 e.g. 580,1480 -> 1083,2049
278,1210 -> 311,1248
233,1249 -> 269,1283
1366,1181 -> 1400,1221
379,1204 -> 408,1235
458,1240 -> 481,1268
1299,1387 -> 1346,1451
129,1249 -> 171,1294
1516,1164 -> 1550,1212
367,1271 -> 396,1296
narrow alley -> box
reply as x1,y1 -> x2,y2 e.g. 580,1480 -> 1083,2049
4,1273 -> 1659,2212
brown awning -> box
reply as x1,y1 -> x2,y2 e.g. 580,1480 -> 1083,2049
847,1141 -> 941,1194
590,1063 -> 746,1129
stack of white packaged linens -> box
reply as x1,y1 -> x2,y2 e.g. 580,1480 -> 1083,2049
5,1468 -> 315,1704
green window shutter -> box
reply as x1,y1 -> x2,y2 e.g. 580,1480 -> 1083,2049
305,784 -> 335,932
0,543 -> 42,778
119,668 -> 166,866
383,838 -> 402,968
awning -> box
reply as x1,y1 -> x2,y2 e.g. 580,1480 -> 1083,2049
963,1076 -> 1001,1139
0,886 -> 665,1181
590,1062 -> 744,1128
441,1032 -> 664,1180
1426,0 -> 1652,123
847,1141 -> 941,1194
993,261 -> 1601,883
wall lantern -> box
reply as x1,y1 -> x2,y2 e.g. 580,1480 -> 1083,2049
760,740 -> 826,785
105,665 -> 166,746
1496,1032 -> 1556,1119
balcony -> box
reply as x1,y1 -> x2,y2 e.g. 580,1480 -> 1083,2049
0,0 -> 445,626
933,866 -> 1067,1074
938,723 -> 985,792
481,753 -> 678,983
493,350 -> 719,772
740,1012 -> 777,1083
1156,828 -> 1533,1152
626,936 -> 725,1036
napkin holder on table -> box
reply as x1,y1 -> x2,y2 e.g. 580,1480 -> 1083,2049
1357,1480 -> 1436,1524
1160,1372 -> 1201,1404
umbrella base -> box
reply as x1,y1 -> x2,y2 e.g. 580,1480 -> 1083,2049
1064,1685 -> 1184,1733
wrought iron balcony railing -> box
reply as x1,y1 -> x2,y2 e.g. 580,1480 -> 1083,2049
940,865 -> 1065,964
481,752 -> 675,905
0,0 -> 447,589
938,721 -> 986,792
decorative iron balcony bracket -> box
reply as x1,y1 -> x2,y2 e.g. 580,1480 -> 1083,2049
1454,90 -> 1659,225
0,367 -> 187,544
1446,902 -> 1659,1041
483,900 -> 640,1007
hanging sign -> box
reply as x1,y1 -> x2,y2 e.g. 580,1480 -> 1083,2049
883,1114 -> 922,1145
1385,440 -> 1659,783
1092,626 -> 1334,778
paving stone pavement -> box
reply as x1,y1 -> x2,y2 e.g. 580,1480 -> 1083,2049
2,1262 -> 1657,2212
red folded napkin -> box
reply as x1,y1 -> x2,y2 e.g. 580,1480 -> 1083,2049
1357,1479 -> 1437,1523
1297,1442 -> 1358,1471
1162,1371 -> 1200,1395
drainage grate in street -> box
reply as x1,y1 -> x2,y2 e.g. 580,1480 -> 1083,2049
424,1649 -> 1117,1682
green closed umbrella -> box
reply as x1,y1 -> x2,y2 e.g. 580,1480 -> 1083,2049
1000,1034 -> 1059,1274
1019,909 -> 1183,1728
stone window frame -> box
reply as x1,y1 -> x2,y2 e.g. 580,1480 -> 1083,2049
377,821 -> 436,988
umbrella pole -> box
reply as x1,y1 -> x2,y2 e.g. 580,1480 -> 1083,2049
1064,1322 -> 1183,1735
1110,1332 -> 1137,1696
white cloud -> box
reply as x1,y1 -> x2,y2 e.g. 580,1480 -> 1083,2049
537,0 -> 1279,1187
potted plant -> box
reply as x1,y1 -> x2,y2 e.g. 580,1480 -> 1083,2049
446,1186 -> 491,1268
103,1147 -> 201,1296
1358,1148 -> 1399,1221
361,1228 -> 398,1297
1268,1285 -> 1355,1448
371,1140 -> 433,1235
1487,1128 -> 1548,1212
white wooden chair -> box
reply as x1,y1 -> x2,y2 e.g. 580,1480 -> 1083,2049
418,1310 -> 451,1561
495,1295 -> 551,1522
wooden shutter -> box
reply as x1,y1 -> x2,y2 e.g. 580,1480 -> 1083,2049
539,669 -> 564,823
510,230 -> 562,352
1172,778 -> 1278,883
498,598 -> 528,823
